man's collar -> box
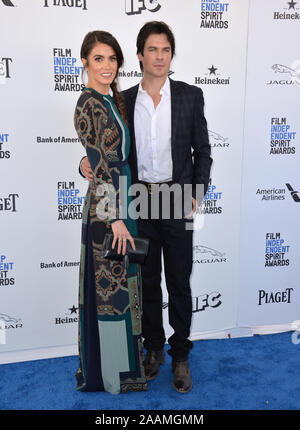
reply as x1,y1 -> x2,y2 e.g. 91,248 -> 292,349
138,76 -> 170,96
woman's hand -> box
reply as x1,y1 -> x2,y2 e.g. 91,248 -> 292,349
111,220 -> 136,255
81,156 -> 93,181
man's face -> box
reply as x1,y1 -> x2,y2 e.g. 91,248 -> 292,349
138,33 -> 172,79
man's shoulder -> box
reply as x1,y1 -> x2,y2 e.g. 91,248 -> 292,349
170,79 -> 203,96
122,84 -> 139,100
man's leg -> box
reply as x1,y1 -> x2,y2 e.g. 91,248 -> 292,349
138,218 -> 165,351
161,218 -> 193,361
138,218 -> 166,380
161,218 -> 193,392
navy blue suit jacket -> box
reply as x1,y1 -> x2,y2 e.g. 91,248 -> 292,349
122,78 -> 213,199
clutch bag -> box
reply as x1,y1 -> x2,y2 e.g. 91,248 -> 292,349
101,232 -> 149,266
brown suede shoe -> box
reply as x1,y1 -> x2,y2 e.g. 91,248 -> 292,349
143,349 -> 165,380
172,360 -> 193,393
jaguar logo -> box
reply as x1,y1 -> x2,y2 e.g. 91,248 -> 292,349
193,245 -> 225,258
0,313 -> 20,324
272,64 -> 300,79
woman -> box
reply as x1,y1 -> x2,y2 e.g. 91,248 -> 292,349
74,31 -> 147,394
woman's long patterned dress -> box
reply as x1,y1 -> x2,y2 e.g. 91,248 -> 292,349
74,87 -> 147,394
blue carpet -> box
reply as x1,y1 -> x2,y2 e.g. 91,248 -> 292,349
0,332 -> 299,410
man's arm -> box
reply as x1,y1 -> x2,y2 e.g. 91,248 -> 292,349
191,87 -> 213,204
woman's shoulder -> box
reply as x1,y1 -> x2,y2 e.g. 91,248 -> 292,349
76,88 -> 107,111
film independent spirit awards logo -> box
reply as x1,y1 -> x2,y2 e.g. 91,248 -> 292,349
53,48 -> 84,92
57,181 -> 85,220
269,116 -> 296,155
200,0 -> 230,29
0,132 -> 11,159
0,255 -> 15,288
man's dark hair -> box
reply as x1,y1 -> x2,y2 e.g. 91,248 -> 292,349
136,21 -> 175,71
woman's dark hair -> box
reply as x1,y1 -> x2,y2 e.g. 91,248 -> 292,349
136,21 -> 175,71
80,31 -> 126,123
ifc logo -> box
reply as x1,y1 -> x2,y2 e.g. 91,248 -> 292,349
125,0 -> 161,15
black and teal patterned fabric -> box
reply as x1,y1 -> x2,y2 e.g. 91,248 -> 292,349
74,88 -> 147,394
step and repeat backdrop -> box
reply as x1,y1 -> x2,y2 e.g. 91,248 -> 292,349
0,0 -> 299,363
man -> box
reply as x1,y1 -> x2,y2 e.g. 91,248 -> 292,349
80,21 -> 212,393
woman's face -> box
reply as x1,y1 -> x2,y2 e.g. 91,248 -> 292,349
82,42 -> 118,94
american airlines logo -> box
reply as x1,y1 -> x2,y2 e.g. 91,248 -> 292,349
0,0 -> 15,6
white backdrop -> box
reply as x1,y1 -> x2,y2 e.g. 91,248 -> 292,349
0,0 -> 299,364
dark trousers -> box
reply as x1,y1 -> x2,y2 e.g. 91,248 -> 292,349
138,216 -> 194,361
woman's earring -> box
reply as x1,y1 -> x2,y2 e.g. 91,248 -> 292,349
81,68 -> 88,86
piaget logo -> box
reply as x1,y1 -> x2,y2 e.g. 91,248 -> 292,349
0,193 -> 19,212
0,57 -> 13,84
258,288 -> 293,305
43,0 -> 87,9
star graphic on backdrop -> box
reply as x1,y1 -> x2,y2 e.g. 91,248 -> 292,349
69,305 -> 78,314
208,65 -> 218,75
287,0 -> 297,9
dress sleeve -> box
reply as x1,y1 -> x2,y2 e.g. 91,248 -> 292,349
74,97 -> 120,224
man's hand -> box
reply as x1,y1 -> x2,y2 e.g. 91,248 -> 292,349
81,156 -> 93,181
185,198 -> 198,219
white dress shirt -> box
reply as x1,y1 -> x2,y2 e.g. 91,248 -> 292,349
134,77 -> 173,183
